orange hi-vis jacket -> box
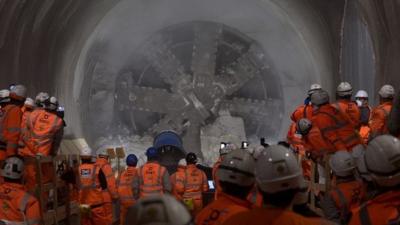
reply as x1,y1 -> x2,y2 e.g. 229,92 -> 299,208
349,190 -> 400,225
332,100 -> 361,128
369,102 -> 393,137
212,158 -> 222,200
138,161 -> 169,198
118,166 -> 138,225
170,166 -> 186,200
221,207 -> 335,225
326,180 -> 366,223
359,125 -> 371,145
78,163 -> 104,206
118,166 -> 138,206
19,107 -> 33,144
304,125 -> 336,158
196,192 -> 252,225
0,182 -> 41,225
287,123 -> 306,154
95,158 -> 118,203
179,164 -> 208,215
0,104 -> 22,159
291,104 -> 313,122
20,108 -> 63,156
312,104 -> 363,151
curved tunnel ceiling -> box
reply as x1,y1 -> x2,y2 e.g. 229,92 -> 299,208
1,0 -> 400,164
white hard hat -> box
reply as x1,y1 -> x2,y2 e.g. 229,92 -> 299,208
297,118 -> 312,135
329,150 -> 356,177
256,145 -> 305,193
365,135 -> 400,187
125,194 -> 192,225
378,85 -> 395,98
24,98 -> 35,108
178,159 -> 187,167
45,96 -> 59,111
217,149 -> 256,187
307,83 -> 322,95
0,89 -> 10,103
9,84 -> 27,100
97,148 -> 109,157
80,146 -> 94,157
35,92 -> 50,107
355,90 -> 368,99
336,82 -> 353,97
219,143 -> 237,156
310,90 -> 330,106
351,145 -> 372,181
2,157 -> 24,179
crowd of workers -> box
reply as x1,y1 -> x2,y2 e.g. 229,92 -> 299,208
0,81 -> 399,225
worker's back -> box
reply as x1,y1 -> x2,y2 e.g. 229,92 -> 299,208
138,161 -> 168,198
0,182 -> 40,225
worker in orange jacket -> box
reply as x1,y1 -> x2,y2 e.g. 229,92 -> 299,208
20,96 -> 64,198
196,149 -> 255,225
349,135 -> 400,225
310,89 -> 363,151
20,98 -> 35,136
118,154 -> 138,225
0,85 -> 26,161
321,151 -> 366,225
78,146 -> 108,225
170,158 -> 187,201
0,156 -> 41,225
332,82 -> 361,128
287,84 -> 320,153
95,149 -> 118,225
297,118 -> 336,161
134,147 -> 171,198
355,90 -> 372,144
179,153 -> 208,216
369,84 -> 395,139
221,145 -> 334,225
212,142 -> 235,200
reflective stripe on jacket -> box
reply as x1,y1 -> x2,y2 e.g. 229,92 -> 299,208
312,104 -> 363,151
369,102 -> 392,137
0,182 -> 41,225
349,190 -> 400,225
21,109 -> 63,156
332,100 -> 361,128
138,162 -> 169,198
0,104 -> 22,156
118,167 -> 138,206
78,163 -> 104,206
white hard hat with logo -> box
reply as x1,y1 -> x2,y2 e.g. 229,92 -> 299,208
365,135 -> 400,187
308,84 -> 322,95
217,149 -> 256,187
0,89 -> 10,104
2,157 -> 24,179
125,194 -> 193,225
256,145 -> 305,193
336,82 -> 353,97
329,150 -> 356,177
378,85 -> 395,98
10,84 -> 27,100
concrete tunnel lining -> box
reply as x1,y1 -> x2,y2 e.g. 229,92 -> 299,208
5,0 -> 400,165
66,0 -> 335,164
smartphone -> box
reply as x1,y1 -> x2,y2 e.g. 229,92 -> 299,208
241,141 -> 249,149
208,180 -> 215,190
220,142 -> 227,150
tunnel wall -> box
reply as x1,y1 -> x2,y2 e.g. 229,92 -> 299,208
0,0 -> 399,143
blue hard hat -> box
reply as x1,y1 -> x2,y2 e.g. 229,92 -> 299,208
126,154 -> 138,166
146,147 -> 158,158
